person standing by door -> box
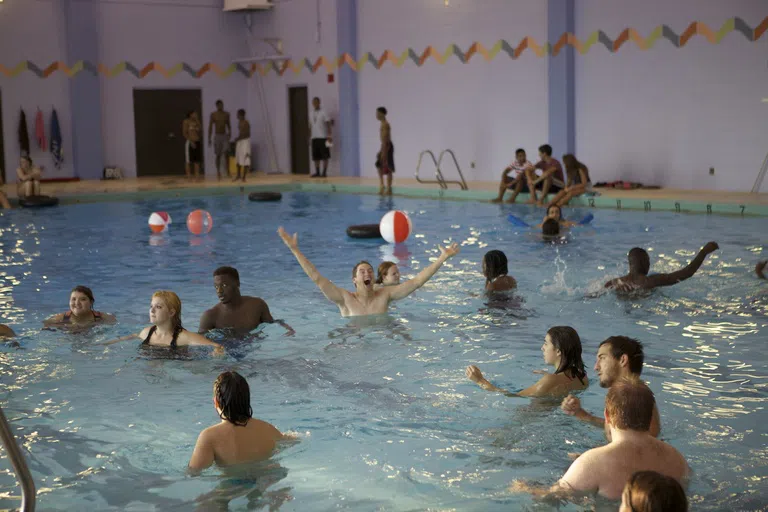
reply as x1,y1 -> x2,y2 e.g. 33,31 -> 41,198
309,97 -> 332,178
234,109 -> 251,182
183,111 -> 203,180
208,100 -> 231,181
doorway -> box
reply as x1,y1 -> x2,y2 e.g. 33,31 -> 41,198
288,86 -> 310,174
0,88 -> 5,183
133,89 -> 202,177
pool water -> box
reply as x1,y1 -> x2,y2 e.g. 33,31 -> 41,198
0,192 -> 766,511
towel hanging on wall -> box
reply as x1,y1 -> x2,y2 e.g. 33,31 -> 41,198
35,108 -> 47,151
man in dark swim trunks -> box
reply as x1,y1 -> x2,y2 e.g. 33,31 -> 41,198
199,267 -> 295,335
375,106 -> 394,196
604,241 -> 719,292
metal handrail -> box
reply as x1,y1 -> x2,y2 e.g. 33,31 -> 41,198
751,151 -> 768,193
0,406 -> 35,511
436,149 -> 469,190
415,150 -> 447,189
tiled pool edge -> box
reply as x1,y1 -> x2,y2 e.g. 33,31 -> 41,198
45,182 -> 768,217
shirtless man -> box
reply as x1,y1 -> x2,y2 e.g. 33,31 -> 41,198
511,378 -> 688,501
183,111 -> 203,180
188,371 -> 293,475
605,241 -> 719,292
375,107 -> 394,196
199,266 -> 294,336
234,109 -> 251,182
562,336 -> 661,440
208,100 -> 231,180
278,227 -> 459,317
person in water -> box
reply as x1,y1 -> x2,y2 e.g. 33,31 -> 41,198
466,326 -> 588,397
605,242 -> 719,292
538,205 -> 577,229
541,217 -> 560,237
374,261 -> 401,289
109,291 -> 223,354
199,266 -> 295,336
0,325 -> 15,338
482,250 -> 517,292
562,336 -> 661,440
188,371 -> 292,474
278,227 -> 460,317
44,286 -> 116,327
511,378 -> 688,501
620,471 -> 688,512
756,261 -> 766,279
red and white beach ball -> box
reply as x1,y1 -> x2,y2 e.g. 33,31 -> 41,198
187,209 -> 214,235
379,210 -> 412,244
148,211 -> 172,233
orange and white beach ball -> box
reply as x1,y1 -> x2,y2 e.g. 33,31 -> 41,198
379,210 -> 412,244
148,211 -> 172,233
187,209 -> 213,235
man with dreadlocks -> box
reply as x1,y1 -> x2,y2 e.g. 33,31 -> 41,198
188,371 -> 292,474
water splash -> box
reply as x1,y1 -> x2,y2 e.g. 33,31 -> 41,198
540,248 -> 576,296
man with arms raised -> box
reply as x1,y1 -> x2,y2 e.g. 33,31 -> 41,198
199,266 -> 294,336
512,378 -> 688,501
278,227 -> 459,317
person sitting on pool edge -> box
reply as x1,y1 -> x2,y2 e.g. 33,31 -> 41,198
16,155 -> 43,198
548,154 -> 592,208
466,326 -> 588,397
482,250 -> 517,292
525,144 -> 565,207
510,377 -> 688,501
605,241 -> 719,292
562,336 -> 661,440
199,266 -> 295,336
189,371 -> 294,475
107,291 -> 223,354
620,471 -> 688,512
44,286 -> 116,327
278,227 -> 460,317
491,148 -> 534,204
374,261 -> 401,289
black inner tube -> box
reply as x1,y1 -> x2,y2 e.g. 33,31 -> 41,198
248,192 -> 282,202
346,224 -> 382,239
19,195 -> 59,208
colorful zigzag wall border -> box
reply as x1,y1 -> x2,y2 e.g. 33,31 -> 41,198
1,17 -> 765,79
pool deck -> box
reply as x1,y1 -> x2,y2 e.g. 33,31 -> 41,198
5,174 -> 768,216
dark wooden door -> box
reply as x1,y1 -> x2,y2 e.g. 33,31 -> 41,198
133,89 -> 202,177
0,88 -> 5,183
288,86 -> 310,174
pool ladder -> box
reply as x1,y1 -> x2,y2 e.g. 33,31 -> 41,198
415,149 -> 469,190
751,151 -> 768,193
0,406 -> 36,511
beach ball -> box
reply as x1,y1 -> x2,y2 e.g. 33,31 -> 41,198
148,211 -> 172,233
187,209 -> 213,235
379,210 -> 412,244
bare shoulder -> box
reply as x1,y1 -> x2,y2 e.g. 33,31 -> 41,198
138,326 -> 151,339
45,313 -> 66,324
250,418 -> 283,439
244,296 -> 269,307
101,313 -> 117,323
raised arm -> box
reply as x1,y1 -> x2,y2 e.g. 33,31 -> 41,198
386,243 -> 460,301
278,227 -> 346,306
644,241 -> 718,288
756,261 -> 767,279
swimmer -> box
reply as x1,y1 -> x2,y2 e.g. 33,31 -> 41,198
620,471 -> 688,512
562,336 -> 661,440
107,291 -> 223,354
374,261 -> 400,289
538,205 -> 577,229
756,261 -> 766,279
482,250 -> 517,292
0,325 -> 15,338
188,371 -> 294,475
278,227 -> 460,317
198,266 -> 295,336
466,326 -> 588,397
511,378 -> 688,501
604,241 -> 719,292
44,286 -> 116,327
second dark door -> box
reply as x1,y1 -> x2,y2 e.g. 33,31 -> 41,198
288,86 -> 310,174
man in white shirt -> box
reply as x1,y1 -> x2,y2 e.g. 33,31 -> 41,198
491,148 -> 535,203
309,97 -> 332,177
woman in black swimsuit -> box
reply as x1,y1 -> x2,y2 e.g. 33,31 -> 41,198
44,285 -> 116,327
137,291 -> 223,353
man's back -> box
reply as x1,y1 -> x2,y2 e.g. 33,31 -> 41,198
206,419 -> 283,467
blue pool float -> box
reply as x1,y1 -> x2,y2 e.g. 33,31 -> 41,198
507,213 -> 594,227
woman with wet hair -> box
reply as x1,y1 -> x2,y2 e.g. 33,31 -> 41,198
482,250 -> 517,292
375,261 -> 401,289
466,326 -> 588,397
44,285 -> 116,327
620,471 -> 688,512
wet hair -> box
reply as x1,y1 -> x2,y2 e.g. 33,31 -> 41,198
628,247 -> 651,275
377,106 -> 387,116
376,261 -> 397,284
542,218 -> 560,236
214,371 -> 253,426
213,266 -> 240,285
605,377 -> 655,431
562,154 -> 585,177
483,250 -> 508,282
547,204 -> 563,221
547,326 -> 587,384
215,99 -> 223,106
352,260 -> 373,279
624,471 -> 688,512
71,286 -> 95,308
152,290 -> 183,334
538,144 -> 553,156
237,109 -> 246,117
599,336 -> 645,375
515,148 -> 526,156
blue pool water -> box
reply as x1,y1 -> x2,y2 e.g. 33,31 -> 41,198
0,192 -> 766,511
